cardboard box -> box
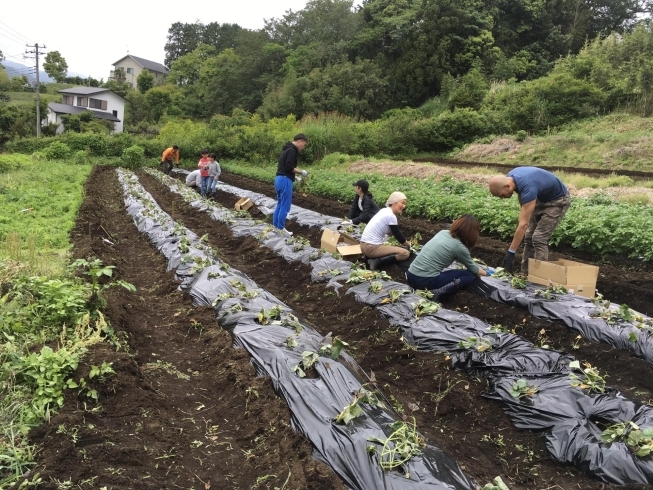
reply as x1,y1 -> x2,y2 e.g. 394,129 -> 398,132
234,198 -> 253,211
321,229 -> 362,260
528,259 -> 599,298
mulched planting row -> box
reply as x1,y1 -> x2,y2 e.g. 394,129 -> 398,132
119,169 -> 478,489
137,170 -> 650,489
219,171 -> 653,315
205,173 -> 653,406
18,166 -> 346,490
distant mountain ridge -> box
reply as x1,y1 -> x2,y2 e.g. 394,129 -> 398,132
1,59 -> 87,83
2,59 -> 52,82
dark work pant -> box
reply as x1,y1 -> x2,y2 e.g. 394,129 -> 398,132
522,193 -> 571,273
161,159 -> 173,175
406,269 -> 475,291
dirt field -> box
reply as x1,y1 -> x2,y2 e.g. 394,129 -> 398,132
22,166 -> 346,490
21,167 -> 653,490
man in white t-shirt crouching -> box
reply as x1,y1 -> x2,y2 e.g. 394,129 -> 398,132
359,191 -> 411,270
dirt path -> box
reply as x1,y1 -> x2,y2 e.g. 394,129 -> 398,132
137,171 -> 650,490
22,166 -> 345,490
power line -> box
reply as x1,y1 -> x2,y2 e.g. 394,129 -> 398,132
6,69 -> 37,76
0,20 -> 32,44
0,30 -> 28,47
6,66 -> 35,72
3,63 -> 36,73
0,26 -> 28,45
3,53 -> 26,62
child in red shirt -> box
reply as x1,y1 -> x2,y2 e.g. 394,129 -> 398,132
198,148 -> 211,197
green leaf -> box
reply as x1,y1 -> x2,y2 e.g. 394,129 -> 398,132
330,337 -> 348,360
291,365 -> 305,378
336,404 -> 363,424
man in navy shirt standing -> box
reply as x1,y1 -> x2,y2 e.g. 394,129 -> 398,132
489,167 -> 570,274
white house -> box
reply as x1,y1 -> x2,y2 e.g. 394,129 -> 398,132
46,87 -> 125,134
110,54 -> 168,89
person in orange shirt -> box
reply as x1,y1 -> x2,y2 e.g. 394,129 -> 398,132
161,145 -> 180,175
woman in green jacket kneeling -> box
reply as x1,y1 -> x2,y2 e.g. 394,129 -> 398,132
406,215 -> 490,300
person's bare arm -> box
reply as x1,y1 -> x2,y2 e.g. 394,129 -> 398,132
509,200 -> 536,251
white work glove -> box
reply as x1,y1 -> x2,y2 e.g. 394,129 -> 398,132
301,170 -> 308,177
341,220 -> 352,226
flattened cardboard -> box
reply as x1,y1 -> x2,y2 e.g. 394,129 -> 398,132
321,229 -> 362,260
528,259 -> 599,298
235,198 -> 253,211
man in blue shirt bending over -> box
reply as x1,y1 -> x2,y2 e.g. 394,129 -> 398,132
489,166 -> 570,274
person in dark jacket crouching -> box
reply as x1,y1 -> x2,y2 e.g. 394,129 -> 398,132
343,179 -> 380,226
406,215 -> 490,300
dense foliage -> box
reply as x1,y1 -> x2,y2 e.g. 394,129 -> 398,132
151,0 -> 653,122
4,0 -> 653,155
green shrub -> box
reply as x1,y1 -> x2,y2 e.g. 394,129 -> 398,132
5,137 -> 53,154
106,132 -> 135,157
121,145 -> 145,168
432,109 -> 490,148
448,68 -> 489,111
482,73 -> 605,132
44,142 -> 72,160
72,150 -> 89,165
0,155 -> 23,173
515,130 -> 528,142
65,133 -> 108,156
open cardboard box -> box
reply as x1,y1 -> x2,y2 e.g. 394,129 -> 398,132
321,229 -> 362,260
528,259 -> 599,298
234,198 -> 253,211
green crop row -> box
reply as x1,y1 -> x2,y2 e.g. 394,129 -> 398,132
221,161 -> 653,261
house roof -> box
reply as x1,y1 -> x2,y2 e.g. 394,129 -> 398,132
48,102 -> 121,122
59,87 -> 110,95
58,86 -> 126,102
112,54 -> 168,73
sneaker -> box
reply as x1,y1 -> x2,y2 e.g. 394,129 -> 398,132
282,228 -> 293,236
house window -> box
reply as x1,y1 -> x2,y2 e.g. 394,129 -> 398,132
62,95 -> 73,105
76,97 -> 88,107
89,98 -> 108,110
112,110 -> 118,117
126,68 -> 133,74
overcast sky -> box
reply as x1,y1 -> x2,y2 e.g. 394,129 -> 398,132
1,0 -> 358,80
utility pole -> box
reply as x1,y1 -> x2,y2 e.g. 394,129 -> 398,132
25,43 -> 46,137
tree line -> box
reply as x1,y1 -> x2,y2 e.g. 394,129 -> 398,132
153,0 -> 652,121
2,0 -> 653,150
